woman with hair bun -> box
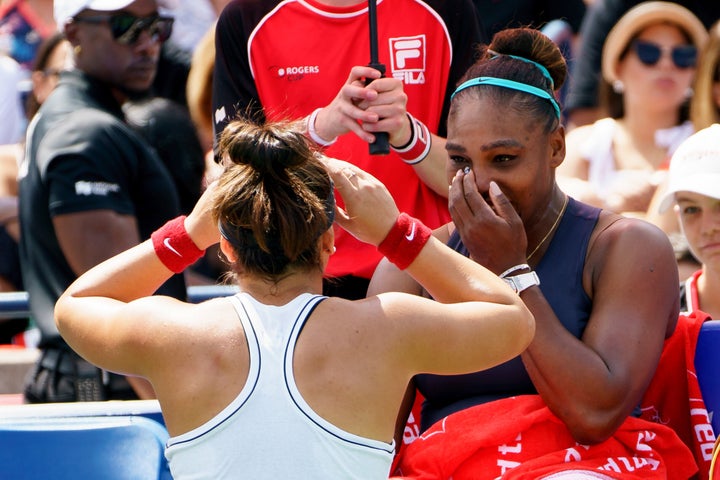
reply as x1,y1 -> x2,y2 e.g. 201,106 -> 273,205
53,119 -> 534,479
373,28 -> 699,478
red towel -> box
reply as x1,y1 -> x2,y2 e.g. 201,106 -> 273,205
391,311 -> 716,479
390,394 -> 696,479
640,310 -> 716,479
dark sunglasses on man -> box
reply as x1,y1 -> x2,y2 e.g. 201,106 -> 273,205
72,12 -> 174,46
631,39 -> 697,69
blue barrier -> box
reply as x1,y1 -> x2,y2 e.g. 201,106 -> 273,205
0,285 -> 239,320
696,320 -> 720,434
0,414 -> 172,479
0,398 -> 166,426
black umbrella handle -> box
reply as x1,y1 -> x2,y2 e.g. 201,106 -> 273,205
366,62 -> 390,155
366,0 -> 389,155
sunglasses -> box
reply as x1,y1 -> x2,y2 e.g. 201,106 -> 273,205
631,40 -> 697,69
73,13 -> 174,46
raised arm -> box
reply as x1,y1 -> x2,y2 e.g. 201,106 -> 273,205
325,158 -> 534,376
54,181 -> 221,378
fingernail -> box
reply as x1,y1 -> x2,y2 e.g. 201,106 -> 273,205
489,181 -> 502,196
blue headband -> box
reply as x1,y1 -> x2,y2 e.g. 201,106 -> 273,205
451,76 -> 561,120
503,54 -> 555,90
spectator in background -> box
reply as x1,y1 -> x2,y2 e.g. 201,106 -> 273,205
565,0 -> 720,129
212,0 -> 484,300
0,0 -> 55,70
185,21 -> 216,171
0,0 -> 56,143
557,2 -> 707,218
165,0 -> 229,54
23,31 -> 69,118
647,19 -> 720,280
0,54 -> 25,145
0,31 -> 68,345
18,0 -> 184,403
689,19 -> 720,130
656,124 -> 720,318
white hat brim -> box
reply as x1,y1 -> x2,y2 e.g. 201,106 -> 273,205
658,173 -> 720,213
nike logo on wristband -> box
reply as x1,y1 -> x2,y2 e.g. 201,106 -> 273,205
405,222 -> 417,241
163,238 -> 183,257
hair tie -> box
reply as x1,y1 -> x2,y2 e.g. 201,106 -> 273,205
451,76 -> 561,120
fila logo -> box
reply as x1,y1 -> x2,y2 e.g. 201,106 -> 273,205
389,35 -> 426,85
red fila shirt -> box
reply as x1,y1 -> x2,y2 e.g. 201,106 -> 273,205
214,0 -> 482,278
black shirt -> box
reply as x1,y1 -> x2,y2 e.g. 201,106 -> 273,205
18,70 -> 186,348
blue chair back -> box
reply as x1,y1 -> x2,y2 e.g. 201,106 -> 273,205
0,415 -> 172,479
696,320 -> 720,434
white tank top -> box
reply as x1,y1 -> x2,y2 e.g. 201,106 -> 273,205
165,292 -> 394,479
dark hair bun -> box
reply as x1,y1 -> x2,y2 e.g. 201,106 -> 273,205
489,27 -> 567,91
219,121 -> 311,175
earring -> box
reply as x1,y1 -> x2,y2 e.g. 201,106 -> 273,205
73,45 -> 82,56
685,87 -> 694,99
612,80 -> 624,94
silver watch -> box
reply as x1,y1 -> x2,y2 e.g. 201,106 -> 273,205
503,271 -> 540,294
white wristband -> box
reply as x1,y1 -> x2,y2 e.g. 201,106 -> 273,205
306,108 -> 337,147
499,263 -> 530,279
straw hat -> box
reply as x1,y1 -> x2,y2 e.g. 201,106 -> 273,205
601,1 -> 708,84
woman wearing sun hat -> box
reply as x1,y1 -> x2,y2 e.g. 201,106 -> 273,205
558,1 -> 707,219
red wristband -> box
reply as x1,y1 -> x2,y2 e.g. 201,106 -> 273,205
151,216 -> 206,273
377,213 -> 432,270
391,113 -> 431,165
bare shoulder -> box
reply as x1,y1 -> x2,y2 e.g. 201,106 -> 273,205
130,295 -> 243,354
316,292 -> 439,335
589,211 -> 674,256
586,211 -> 677,291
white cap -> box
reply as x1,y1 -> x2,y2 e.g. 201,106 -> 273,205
658,124 -> 720,213
54,0 -> 175,28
